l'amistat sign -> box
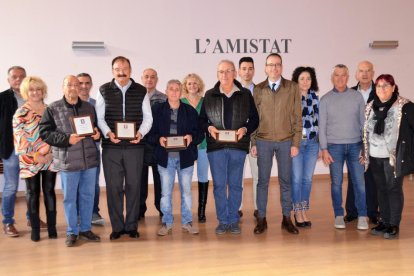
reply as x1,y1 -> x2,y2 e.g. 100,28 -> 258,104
195,38 -> 292,54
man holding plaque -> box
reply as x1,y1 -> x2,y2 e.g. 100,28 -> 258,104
96,56 -> 153,240
40,75 -> 101,247
199,60 -> 259,235
251,53 -> 302,235
149,80 -> 201,236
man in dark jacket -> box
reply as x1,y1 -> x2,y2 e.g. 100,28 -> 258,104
40,75 -> 101,247
0,66 -> 26,237
199,60 -> 259,235
96,56 -> 153,240
345,60 -> 379,225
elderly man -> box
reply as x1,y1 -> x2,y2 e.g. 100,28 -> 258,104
0,66 -> 26,237
40,75 -> 101,247
76,73 -> 105,226
251,53 -> 302,235
344,61 -> 379,224
96,56 -> 152,240
319,64 -> 368,230
238,56 -> 258,219
140,68 -> 166,219
199,59 -> 259,235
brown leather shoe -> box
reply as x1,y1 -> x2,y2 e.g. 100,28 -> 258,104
254,217 -> 267,234
27,219 -> 48,229
281,216 -> 299,234
3,223 -> 19,237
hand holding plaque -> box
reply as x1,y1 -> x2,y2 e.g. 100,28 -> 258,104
71,115 -> 94,137
115,121 -> 136,140
165,136 -> 187,151
217,130 -> 237,143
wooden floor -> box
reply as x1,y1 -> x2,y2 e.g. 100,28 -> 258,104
1,176 -> 414,275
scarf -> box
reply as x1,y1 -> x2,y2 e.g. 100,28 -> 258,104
372,91 -> 399,134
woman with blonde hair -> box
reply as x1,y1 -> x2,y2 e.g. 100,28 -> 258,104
13,76 -> 57,241
181,73 -> 210,222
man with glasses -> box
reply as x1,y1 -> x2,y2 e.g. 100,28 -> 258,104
251,53 -> 302,235
344,61 -> 380,225
199,59 -> 258,235
96,56 -> 152,240
319,64 -> 368,230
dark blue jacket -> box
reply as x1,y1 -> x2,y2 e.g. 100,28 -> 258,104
149,101 -> 203,169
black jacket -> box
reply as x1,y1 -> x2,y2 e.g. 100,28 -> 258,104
199,79 -> 259,153
39,97 -> 99,171
149,101 -> 202,169
352,81 -> 375,104
396,102 -> 414,177
0,89 -> 18,159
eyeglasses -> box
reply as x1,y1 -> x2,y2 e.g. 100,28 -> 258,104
376,84 -> 391,89
266,63 -> 282,68
217,69 -> 235,75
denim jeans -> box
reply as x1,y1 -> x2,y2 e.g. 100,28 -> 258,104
61,167 -> 97,235
196,149 -> 209,182
291,138 -> 319,211
328,142 -> 366,217
158,157 -> 194,225
256,139 -> 293,217
1,150 -> 20,224
208,149 -> 246,225
93,148 -> 101,214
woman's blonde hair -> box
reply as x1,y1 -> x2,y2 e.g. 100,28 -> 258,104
181,73 -> 205,97
20,76 -> 48,101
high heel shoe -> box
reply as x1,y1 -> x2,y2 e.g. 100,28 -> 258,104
294,213 -> 306,227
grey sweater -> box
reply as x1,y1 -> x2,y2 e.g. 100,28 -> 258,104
319,87 -> 365,150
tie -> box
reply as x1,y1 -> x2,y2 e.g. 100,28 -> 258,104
271,83 -> 276,92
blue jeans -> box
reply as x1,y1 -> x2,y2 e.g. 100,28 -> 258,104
208,149 -> 246,225
1,150 -> 20,224
291,138 -> 319,211
158,157 -> 194,225
256,140 -> 293,217
93,148 -> 101,214
328,142 -> 366,217
197,149 -> 209,182
61,167 -> 97,235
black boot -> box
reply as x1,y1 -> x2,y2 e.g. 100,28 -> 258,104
30,215 -> 40,242
47,211 -> 57,239
198,181 -> 209,223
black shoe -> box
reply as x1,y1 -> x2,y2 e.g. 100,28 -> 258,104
254,217 -> 268,234
238,210 -> 243,218
384,225 -> 399,239
110,231 -> 123,240
369,216 -> 380,225
127,230 -> 140,239
253,210 -> 258,218
31,229 -> 40,242
344,214 -> 358,223
65,234 -> 78,247
282,216 -> 299,234
48,227 -> 58,239
294,214 -> 306,228
371,222 -> 389,236
79,230 -> 101,242
304,221 -> 312,227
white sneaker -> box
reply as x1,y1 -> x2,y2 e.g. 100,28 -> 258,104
157,223 -> 172,236
357,216 -> 369,230
182,223 -> 199,235
334,216 -> 346,229
91,213 -> 105,226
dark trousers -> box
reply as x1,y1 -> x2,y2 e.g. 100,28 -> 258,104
25,171 -> 57,227
140,164 -> 162,216
102,147 -> 143,232
369,157 -> 404,226
345,166 -> 379,218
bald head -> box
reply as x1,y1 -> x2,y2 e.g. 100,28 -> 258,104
142,68 -> 158,92
355,61 -> 375,89
63,75 -> 80,104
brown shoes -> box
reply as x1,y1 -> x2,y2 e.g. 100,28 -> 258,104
3,223 -> 19,237
27,219 -> 48,229
254,217 -> 268,234
282,216 -> 299,234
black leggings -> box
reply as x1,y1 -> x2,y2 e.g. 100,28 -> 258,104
25,170 -> 57,221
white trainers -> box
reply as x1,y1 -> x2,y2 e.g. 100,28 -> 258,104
182,223 -> 199,235
334,216 -> 346,229
357,216 -> 369,230
157,223 -> 172,236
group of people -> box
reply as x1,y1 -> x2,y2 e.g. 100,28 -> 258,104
1,54 -> 413,247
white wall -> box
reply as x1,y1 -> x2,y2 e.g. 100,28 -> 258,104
1,0 -> 413,188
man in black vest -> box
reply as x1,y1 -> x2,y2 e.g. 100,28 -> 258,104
96,56 -> 153,240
